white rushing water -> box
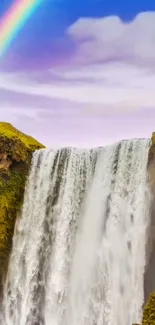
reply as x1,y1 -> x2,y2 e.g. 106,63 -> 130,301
0,140 -> 151,325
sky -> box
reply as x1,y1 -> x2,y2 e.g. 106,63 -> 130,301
0,0 -> 155,147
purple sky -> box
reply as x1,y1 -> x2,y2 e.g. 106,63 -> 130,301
0,11 -> 155,147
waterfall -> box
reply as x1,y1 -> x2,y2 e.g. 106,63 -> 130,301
0,140 -> 151,325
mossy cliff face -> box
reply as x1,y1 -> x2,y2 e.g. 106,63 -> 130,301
0,122 -> 45,292
142,293 -> 155,325
148,132 -> 155,194
142,133 -> 155,324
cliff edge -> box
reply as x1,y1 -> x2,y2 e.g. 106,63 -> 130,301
0,122 -> 45,292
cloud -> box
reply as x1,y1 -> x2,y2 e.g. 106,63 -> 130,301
1,62 -> 155,112
67,12 -> 155,67
0,12 -> 155,147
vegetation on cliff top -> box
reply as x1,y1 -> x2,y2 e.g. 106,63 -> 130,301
0,122 -> 45,162
0,122 -> 45,292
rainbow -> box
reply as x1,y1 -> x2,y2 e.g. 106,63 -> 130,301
0,0 -> 42,57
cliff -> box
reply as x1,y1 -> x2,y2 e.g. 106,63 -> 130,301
147,132 -> 155,194
142,133 -> 155,324
0,122 -> 45,293
142,292 -> 155,325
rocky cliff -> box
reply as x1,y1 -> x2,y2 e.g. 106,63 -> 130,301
0,122 -> 45,294
142,292 -> 155,325
142,133 -> 155,324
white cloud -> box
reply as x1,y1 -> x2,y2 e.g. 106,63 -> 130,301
67,12 -> 155,66
1,61 -> 155,113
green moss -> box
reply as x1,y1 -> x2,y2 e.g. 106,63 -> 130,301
142,293 -> 155,325
0,122 -> 45,291
0,122 -> 45,163
0,170 -> 26,255
0,122 -> 44,149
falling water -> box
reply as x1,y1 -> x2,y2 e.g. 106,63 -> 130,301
0,140 -> 151,325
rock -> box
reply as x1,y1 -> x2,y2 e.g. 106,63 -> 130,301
148,133 -> 155,167
143,134 -> 155,322
0,122 -> 45,294
0,153 -> 12,170
144,135 -> 155,305
142,292 -> 155,325
148,134 -> 155,196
